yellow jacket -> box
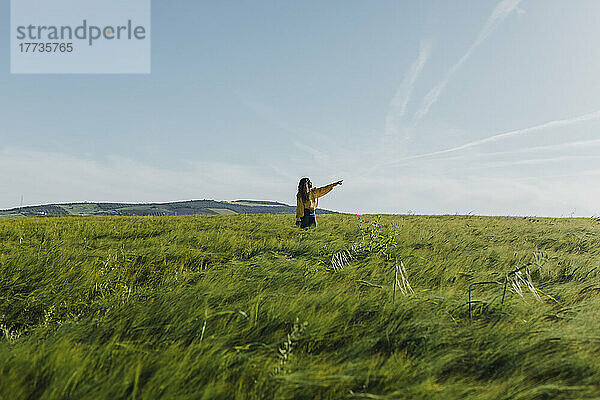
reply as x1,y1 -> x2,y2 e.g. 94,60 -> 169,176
296,183 -> 335,221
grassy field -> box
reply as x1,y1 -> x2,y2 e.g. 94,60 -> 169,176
1,214 -> 600,399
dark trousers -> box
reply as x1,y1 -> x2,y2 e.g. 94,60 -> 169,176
300,209 -> 317,228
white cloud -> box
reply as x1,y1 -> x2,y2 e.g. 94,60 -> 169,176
447,155 -> 596,175
0,147 -> 291,209
2,144 -> 600,217
414,0 -> 522,120
481,138 -> 600,157
292,141 -> 330,166
402,109 -> 600,161
409,138 -> 600,169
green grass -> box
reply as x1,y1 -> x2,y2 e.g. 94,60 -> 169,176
117,205 -> 154,211
0,213 -> 23,219
59,203 -> 102,215
207,208 -> 238,215
1,214 -> 600,399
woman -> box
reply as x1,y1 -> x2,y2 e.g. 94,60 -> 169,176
296,178 -> 343,228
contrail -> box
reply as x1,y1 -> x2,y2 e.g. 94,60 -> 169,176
385,40 -> 432,136
481,138 -> 600,156
414,0 -> 522,120
422,138 -> 600,163
403,109 -> 600,161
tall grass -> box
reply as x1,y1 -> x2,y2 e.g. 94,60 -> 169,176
1,214 -> 600,398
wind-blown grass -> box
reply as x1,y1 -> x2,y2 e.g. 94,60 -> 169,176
1,214 -> 600,399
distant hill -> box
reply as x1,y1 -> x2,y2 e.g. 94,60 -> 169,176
0,200 -> 338,218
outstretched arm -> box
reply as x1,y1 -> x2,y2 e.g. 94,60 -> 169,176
312,180 -> 343,198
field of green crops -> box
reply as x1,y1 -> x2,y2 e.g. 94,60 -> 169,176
2,214 -> 600,399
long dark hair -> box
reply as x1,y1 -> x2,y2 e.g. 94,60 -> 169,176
297,177 -> 312,202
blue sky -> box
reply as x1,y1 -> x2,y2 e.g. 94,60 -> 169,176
2,0 -> 600,216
